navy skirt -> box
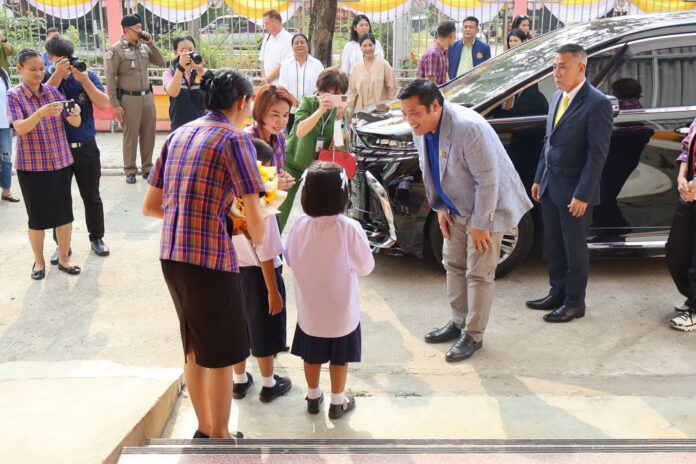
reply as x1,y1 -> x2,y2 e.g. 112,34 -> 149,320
239,266 -> 287,357
291,323 -> 361,366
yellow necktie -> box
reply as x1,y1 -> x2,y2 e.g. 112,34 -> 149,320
554,94 -> 570,127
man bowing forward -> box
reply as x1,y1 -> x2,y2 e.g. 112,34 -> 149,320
527,44 -> 613,322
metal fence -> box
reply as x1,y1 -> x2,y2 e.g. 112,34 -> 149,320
0,0 -> 693,86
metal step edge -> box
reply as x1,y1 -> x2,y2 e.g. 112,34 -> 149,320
121,445 -> 696,455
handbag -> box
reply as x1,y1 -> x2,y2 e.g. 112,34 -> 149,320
318,147 -> 357,179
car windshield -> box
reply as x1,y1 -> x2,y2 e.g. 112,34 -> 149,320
442,11 -> 696,108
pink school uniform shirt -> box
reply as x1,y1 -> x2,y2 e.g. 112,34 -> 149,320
284,214 -> 375,338
7,83 -> 73,171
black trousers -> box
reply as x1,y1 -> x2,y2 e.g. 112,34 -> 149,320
53,137 -> 105,242
665,200 -> 696,309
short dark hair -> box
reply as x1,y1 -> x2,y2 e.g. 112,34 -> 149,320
301,162 -> 349,217
398,78 -> 444,108
315,67 -> 349,94
350,14 -> 372,43
556,43 -> 587,64
46,27 -> 60,36
291,33 -> 308,46
263,9 -> 282,23
358,32 -> 376,46
436,21 -> 456,38
17,48 -> 41,66
251,138 -> 274,165
199,68 -> 254,111
45,36 -> 74,58
506,29 -> 527,48
611,78 -> 642,100
463,16 -> 479,27
172,35 -> 195,50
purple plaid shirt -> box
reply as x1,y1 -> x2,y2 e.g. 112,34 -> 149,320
245,122 -> 286,169
148,110 -> 266,272
417,42 -> 449,85
7,83 -> 73,172
676,118 -> 696,167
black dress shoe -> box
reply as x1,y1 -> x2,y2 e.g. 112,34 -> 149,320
232,373 -> 253,399
306,393 -> 324,414
424,321 -> 461,343
57,263 -> 81,275
126,173 -> 136,184
445,334 -> 482,362
543,305 -> 586,323
50,247 -> 72,265
31,262 -> 45,280
142,171 -> 150,179
91,239 -> 110,257
526,294 -> 565,310
259,375 -> 291,403
192,430 -> 243,439
328,396 -> 356,420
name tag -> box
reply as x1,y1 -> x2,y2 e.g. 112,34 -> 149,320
439,149 -> 446,158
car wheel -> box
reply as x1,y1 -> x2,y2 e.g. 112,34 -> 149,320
427,211 -> 534,278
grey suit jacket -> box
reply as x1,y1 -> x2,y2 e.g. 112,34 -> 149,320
414,101 -> 533,232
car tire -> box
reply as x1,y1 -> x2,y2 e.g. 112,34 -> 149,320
427,211 -> 534,278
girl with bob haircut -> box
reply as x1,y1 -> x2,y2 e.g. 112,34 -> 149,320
277,67 -> 350,231
284,161 -> 375,420
142,68 -> 266,440
341,14 -> 384,75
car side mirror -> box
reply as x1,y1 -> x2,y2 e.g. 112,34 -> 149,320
675,127 -> 690,136
607,95 -> 620,118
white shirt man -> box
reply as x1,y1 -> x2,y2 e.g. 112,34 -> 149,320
259,11 -> 293,85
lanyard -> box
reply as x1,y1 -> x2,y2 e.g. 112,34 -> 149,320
320,107 -> 335,134
295,59 -> 307,103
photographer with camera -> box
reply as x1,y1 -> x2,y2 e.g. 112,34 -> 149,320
162,35 -> 205,131
105,14 -> 165,184
44,35 -> 111,260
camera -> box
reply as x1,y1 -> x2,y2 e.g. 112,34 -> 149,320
62,99 -> 77,114
67,56 -> 87,73
188,51 -> 203,65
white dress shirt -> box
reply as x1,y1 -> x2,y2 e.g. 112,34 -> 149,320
232,216 -> 283,268
563,78 -> 586,106
340,39 -> 384,76
259,29 -> 293,85
278,54 -> 324,113
284,214 -> 375,338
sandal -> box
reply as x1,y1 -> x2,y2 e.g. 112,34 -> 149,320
57,263 -> 81,275
2,193 -> 20,203
31,262 -> 45,280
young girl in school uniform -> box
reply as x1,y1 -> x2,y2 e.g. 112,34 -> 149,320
284,161 -> 375,420
231,138 -> 292,402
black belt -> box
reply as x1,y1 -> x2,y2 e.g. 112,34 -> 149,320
69,137 -> 94,149
120,88 -> 152,96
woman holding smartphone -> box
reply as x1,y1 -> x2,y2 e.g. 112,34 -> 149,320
278,67 -> 350,231
348,33 -> 398,113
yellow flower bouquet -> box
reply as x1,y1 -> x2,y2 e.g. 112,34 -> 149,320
230,162 -> 287,220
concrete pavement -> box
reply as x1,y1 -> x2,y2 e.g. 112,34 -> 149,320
1,132 -> 696,463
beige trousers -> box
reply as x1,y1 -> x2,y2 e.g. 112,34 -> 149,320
442,215 -> 503,342
121,93 -> 156,175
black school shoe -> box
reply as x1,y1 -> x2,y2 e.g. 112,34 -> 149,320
232,372 -> 253,399
306,393 -> 324,414
328,396 -> 356,420
259,375 -> 292,403
192,430 -> 243,439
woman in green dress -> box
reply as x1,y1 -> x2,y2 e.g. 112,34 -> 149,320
278,67 -> 350,231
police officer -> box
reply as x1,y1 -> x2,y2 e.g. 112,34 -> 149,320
45,35 -> 111,260
105,14 -> 165,184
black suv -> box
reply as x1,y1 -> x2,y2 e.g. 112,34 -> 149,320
349,11 -> 696,276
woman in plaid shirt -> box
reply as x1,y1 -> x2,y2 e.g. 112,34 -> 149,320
8,48 -> 82,280
142,69 -> 266,439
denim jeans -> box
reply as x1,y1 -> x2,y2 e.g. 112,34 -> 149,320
0,128 -> 11,190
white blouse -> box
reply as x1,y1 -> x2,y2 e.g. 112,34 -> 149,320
340,39 -> 384,76
278,55 -> 324,113
284,214 -> 375,338
232,216 -> 283,268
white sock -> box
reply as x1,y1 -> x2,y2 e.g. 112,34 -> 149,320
233,371 -> 248,384
330,392 -> 346,405
307,387 -> 322,400
262,375 -> 276,388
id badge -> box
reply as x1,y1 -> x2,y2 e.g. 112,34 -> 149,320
315,136 -> 325,153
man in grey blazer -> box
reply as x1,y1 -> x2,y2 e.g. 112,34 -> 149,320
527,44 -> 613,323
399,79 -> 532,361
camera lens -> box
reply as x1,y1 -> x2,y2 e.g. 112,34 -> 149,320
69,56 -> 87,72
189,51 -> 203,65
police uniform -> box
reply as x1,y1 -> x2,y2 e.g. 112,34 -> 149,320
104,16 -> 165,178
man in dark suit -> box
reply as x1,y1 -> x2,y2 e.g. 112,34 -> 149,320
447,16 -> 491,80
527,44 -> 613,323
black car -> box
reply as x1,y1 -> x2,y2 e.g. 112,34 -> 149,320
349,11 -> 696,276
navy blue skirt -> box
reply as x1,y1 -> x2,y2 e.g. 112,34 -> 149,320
291,323 -> 361,366
239,266 -> 287,357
